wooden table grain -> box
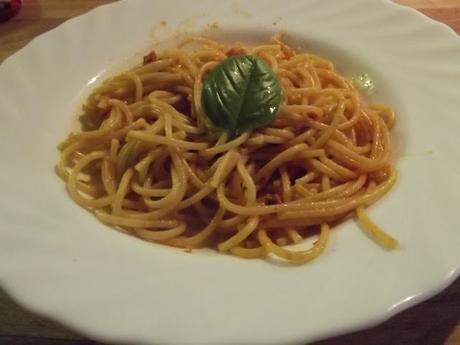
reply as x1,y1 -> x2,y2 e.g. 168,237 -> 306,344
0,1 -> 459,344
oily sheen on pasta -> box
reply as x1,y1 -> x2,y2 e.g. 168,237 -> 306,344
57,36 -> 397,263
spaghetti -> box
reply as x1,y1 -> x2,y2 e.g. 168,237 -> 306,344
56,36 -> 397,263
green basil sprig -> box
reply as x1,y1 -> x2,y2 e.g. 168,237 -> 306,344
201,55 -> 283,136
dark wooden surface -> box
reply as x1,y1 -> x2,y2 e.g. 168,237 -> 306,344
0,1 -> 459,344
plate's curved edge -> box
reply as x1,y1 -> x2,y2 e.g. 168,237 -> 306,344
0,0 -> 131,341
0,1 -> 459,345
0,283 -> 122,344
0,0 -> 123,69
303,268 -> 460,344
3,269 -> 457,345
1,273 -> 459,345
387,0 -> 460,40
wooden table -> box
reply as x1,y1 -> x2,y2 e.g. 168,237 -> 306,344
0,1 -> 459,344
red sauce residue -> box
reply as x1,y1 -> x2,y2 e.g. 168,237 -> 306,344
143,50 -> 157,64
225,46 -> 247,57
280,44 -> 295,59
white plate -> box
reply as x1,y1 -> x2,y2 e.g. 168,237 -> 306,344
1,1 -> 459,344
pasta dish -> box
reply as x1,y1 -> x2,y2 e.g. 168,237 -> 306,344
57,36 -> 397,263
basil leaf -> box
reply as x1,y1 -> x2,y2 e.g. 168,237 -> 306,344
201,55 -> 283,136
